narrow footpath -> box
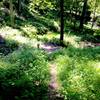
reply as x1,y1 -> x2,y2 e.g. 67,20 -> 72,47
41,43 -> 64,100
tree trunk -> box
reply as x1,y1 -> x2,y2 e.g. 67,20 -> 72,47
91,0 -> 97,29
10,0 -> 14,27
18,0 -> 21,15
73,7 -> 78,30
79,0 -> 88,30
60,0 -> 64,45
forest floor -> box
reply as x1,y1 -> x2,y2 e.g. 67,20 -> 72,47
40,44 -> 64,100
0,26 -> 100,100
40,41 -> 100,100
0,29 -> 63,99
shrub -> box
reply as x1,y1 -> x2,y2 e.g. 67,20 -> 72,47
37,27 -> 48,35
0,47 -> 49,100
97,16 -> 100,26
0,39 -> 19,56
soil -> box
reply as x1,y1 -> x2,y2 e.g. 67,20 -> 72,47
41,43 -> 64,100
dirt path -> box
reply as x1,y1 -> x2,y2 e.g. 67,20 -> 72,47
41,43 -> 61,53
48,63 -> 63,100
41,43 -> 64,100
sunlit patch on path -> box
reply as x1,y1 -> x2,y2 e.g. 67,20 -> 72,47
79,41 -> 100,48
41,43 -> 61,53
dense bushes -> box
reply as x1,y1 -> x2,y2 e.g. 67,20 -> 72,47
0,47 -> 49,100
29,0 -> 54,15
0,39 -> 19,56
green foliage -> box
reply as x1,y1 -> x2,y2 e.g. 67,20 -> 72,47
0,0 -> 100,100
37,27 -> 48,35
0,39 -> 19,56
0,47 -> 49,100
49,47 -> 100,100
97,16 -> 100,26
29,0 -> 54,15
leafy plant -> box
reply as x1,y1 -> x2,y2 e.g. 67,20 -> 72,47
49,47 -> 100,100
97,16 -> 100,26
0,47 -> 49,100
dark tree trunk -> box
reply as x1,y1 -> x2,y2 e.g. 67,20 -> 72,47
60,0 -> 64,45
79,0 -> 88,30
73,7 -> 78,30
91,1 -> 97,29
18,0 -> 21,15
10,0 -> 14,27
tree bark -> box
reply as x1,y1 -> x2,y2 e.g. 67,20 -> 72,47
91,0 -> 97,29
10,0 -> 14,27
60,0 -> 64,45
18,0 -> 21,15
79,0 -> 88,30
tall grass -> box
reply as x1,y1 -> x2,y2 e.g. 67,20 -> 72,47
49,47 -> 100,100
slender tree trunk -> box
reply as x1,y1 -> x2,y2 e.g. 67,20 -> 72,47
60,0 -> 64,45
10,0 -> 14,27
18,0 -> 21,15
79,0 -> 88,30
74,7 -> 78,30
70,2 -> 74,25
91,1 -> 97,29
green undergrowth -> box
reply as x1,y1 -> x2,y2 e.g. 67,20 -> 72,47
48,46 -> 100,100
0,47 -> 49,100
0,39 -> 19,56
1,12 -> 60,39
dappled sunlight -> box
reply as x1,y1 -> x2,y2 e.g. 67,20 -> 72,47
0,59 -> 11,69
94,62 -> 100,71
66,74 -> 86,93
20,25 -> 37,37
12,35 -> 36,45
64,34 -> 81,48
10,35 -> 40,48
41,43 -> 61,53
96,62 -> 100,68
0,26 -> 22,37
38,32 -> 59,40
0,26 -> 39,48
0,0 -> 100,99
14,35 -> 30,43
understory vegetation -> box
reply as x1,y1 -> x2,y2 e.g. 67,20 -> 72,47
0,0 -> 100,100
49,47 -> 100,100
0,47 -> 49,100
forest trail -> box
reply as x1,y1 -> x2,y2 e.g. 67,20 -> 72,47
41,43 -> 64,100
41,43 -> 61,54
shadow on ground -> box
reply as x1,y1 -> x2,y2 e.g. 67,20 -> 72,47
65,26 -> 100,43
0,7 -> 59,38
